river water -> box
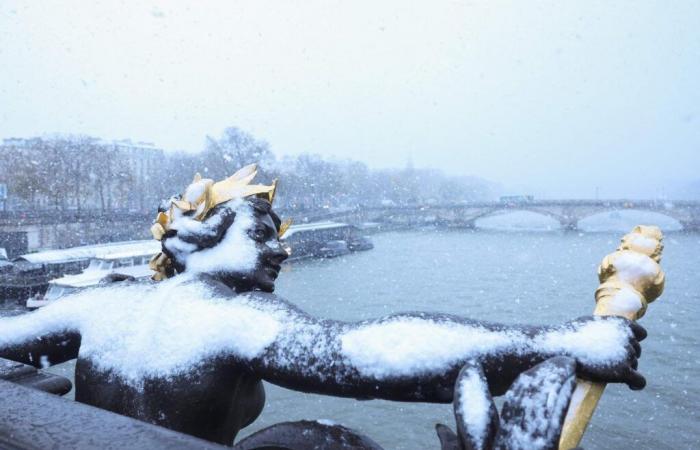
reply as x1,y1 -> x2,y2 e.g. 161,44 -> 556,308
2,228 -> 699,449
249,229 -> 699,450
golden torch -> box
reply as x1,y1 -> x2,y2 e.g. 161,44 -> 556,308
558,225 -> 665,449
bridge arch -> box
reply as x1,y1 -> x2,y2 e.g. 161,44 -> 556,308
472,210 -> 563,230
577,209 -> 683,232
467,207 -> 567,230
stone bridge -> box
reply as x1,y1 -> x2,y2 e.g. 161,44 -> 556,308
0,200 -> 698,253
298,199 -> 700,232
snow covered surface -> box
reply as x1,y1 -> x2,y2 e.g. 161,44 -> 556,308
612,251 -> 659,282
625,233 -> 659,251
456,366 -> 491,449
340,319 -> 525,378
49,263 -> 153,289
499,358 -> 576,450
608,286 -> 644,316
92,242 -> 161,261
535,318 -> 631,365
341,316 -> 632,379
18,240 -> 156,265
282,221 -> 350,238
183,179 -> 208,204
0,277 -> 283,383
316,419 -> 338,426
265,314 -> 331,379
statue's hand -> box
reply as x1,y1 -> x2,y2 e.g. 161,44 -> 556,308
547,316 -> 646,390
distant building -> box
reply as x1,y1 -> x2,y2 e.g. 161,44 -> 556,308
1,136 -> 166,212
100,139 -> 165,212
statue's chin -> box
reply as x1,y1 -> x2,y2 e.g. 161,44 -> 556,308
229,279 -> 275,293
198,269 -> 276,293
256,281 -> 275,293
253,269 -> 278,293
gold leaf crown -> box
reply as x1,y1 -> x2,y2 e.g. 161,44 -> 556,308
149,163 -> 291,280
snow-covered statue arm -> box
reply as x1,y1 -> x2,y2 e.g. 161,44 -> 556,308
239,298 -> 645,402
0,299 -> 81,368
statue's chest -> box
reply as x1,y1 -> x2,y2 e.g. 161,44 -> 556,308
75,293 -> 282,381
74,356 -> 264,442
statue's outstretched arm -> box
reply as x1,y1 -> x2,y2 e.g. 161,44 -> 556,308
0,302 -> 81,368
244,301 -> 644,403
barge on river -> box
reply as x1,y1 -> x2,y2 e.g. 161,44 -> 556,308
25,247 -> 158,309
0,240 -> 159,302
282,221 -> 373,260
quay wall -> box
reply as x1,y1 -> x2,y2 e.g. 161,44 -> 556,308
0,216 -> 152,253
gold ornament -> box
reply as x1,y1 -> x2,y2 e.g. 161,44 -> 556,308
278,217 -> 293,239
149,252 -> 172,281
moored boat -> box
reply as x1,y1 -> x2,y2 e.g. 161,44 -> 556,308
282,221 -> 373,260
1,240 -> 159,302
25,245 -> 158,309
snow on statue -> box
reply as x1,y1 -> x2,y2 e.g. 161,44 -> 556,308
0,165 -> 646,449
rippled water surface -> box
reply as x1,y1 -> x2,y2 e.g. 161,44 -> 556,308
2,230 -> 699,449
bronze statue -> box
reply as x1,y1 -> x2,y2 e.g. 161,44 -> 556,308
0,166 -> 647,448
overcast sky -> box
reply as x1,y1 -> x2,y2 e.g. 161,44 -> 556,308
1,1 -> 698,198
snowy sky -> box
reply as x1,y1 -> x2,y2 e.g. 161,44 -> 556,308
0,1 -> 698,198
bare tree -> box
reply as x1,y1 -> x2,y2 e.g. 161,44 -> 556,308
1,127 -> 497,214
201,127 -> 275,182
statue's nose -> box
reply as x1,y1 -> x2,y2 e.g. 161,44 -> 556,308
269,240 -> 289,263
276,245 -> 289,263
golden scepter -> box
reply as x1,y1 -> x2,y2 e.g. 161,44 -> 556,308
559,225 -> 666,449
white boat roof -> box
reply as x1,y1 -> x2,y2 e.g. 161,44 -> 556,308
93,242 -> 161,261
49,264 -> 154,288
17,240 -> 157,265
283,221 -> 351,238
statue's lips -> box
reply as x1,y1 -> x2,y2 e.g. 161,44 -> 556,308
265,264 -> 281,278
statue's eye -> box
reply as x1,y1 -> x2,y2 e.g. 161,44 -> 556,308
251,227 -> 266,241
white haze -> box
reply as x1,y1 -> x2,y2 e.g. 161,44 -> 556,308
0,1 -> 698,199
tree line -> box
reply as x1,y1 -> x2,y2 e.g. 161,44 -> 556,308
0,128 -> 498,213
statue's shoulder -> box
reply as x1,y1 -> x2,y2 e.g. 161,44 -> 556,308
242,290 -> 297,309
175,275 -> 293,306
239,291 -> 311,318
170,273 -> 232,297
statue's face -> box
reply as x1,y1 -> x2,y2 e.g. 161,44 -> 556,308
167,200 -> 287,293
242,211 -> 288,292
